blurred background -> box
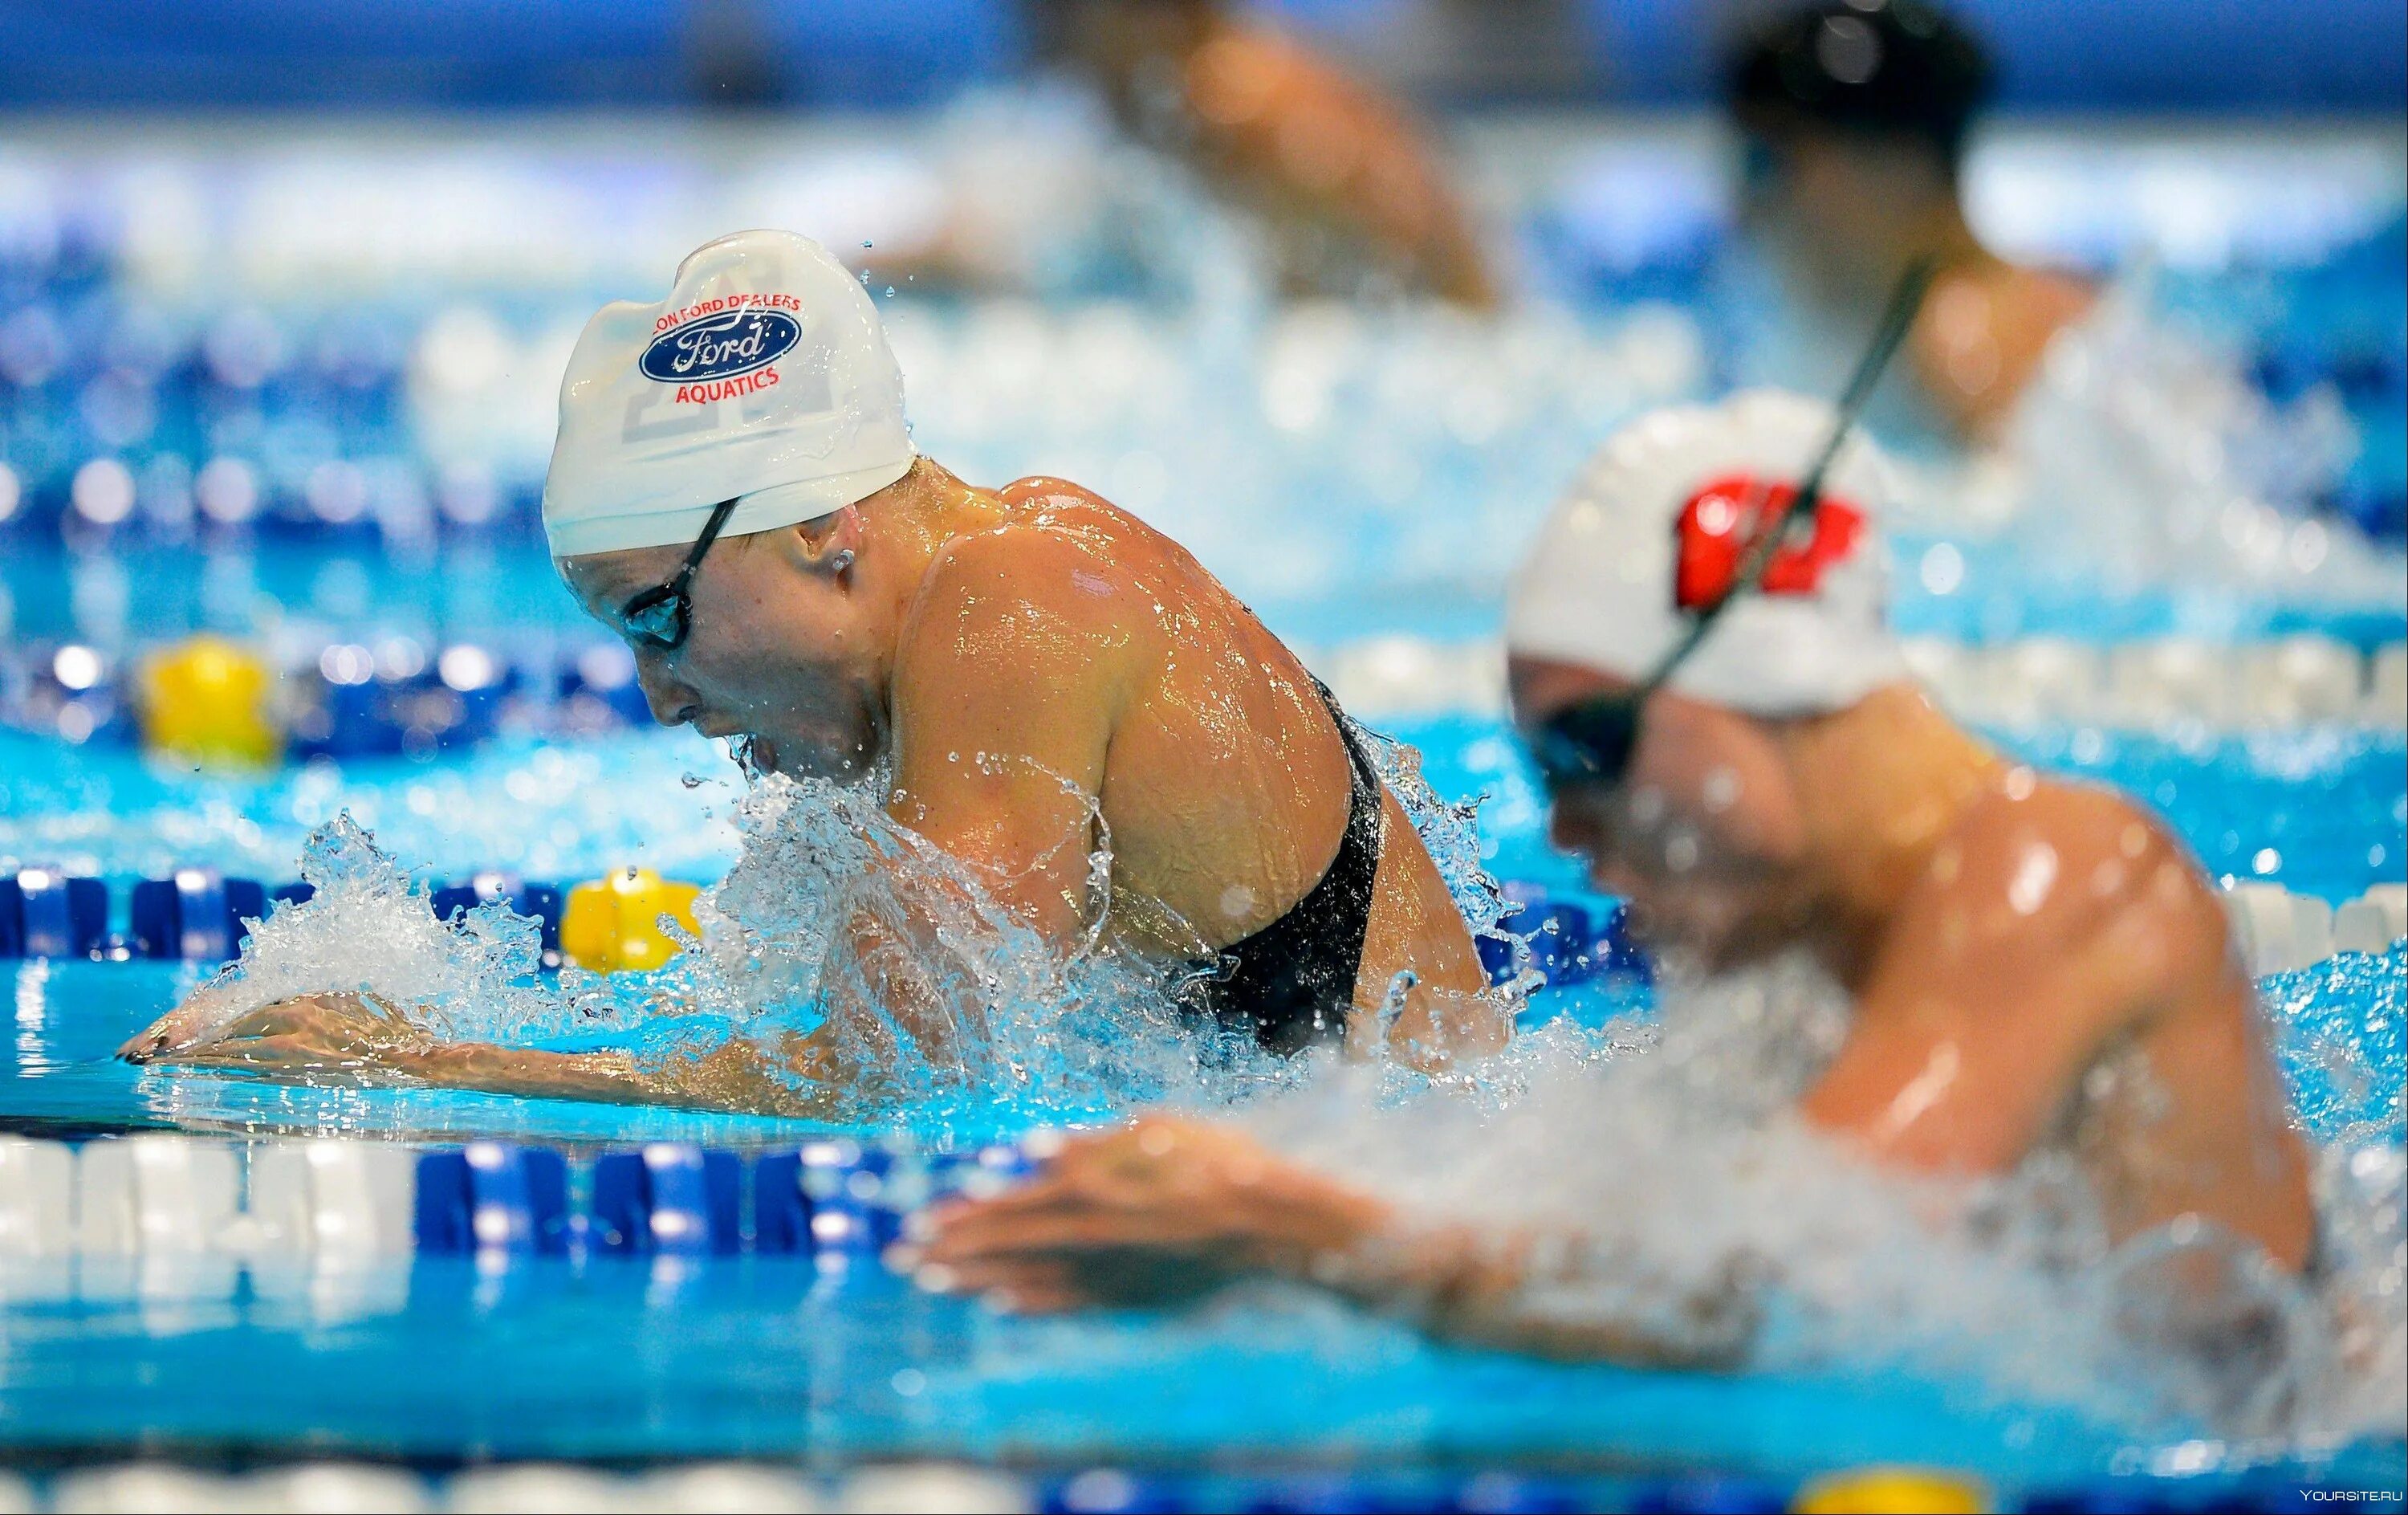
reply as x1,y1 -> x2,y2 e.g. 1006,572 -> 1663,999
0,0 -> 2401,784
0,10 -> 2402,1498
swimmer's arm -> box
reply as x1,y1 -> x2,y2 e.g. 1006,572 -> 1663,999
410,1034 -> 833,1117
919,1120 -> 1755,1367
1169,24 -> 1497,308
884,530 -> 1129,947
128,993 -> 833,1118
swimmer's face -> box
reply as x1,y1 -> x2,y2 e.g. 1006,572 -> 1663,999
1511,655 -> 1813,973
1739,126 -> 1953,296
559,513 -> 881,780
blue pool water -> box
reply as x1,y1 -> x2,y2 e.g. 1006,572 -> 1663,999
1,950 -> 2402,1495
2,710 -> 2402,1493
3,710 -> 2402,1138
0,120 -> 2402,1503
2,1247 -> 2398,1493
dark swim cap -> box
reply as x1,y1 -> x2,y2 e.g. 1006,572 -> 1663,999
1726,0 -> 1995,167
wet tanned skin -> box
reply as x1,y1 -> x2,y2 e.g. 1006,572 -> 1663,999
125,458 -> 1501,1104
913,660 -> 2316,1357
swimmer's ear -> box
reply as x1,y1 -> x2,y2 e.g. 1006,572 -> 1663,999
782,506 -> 864,583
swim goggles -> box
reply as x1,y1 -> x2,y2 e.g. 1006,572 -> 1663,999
619,495 -> 742,652
1531,258 -> 1936,796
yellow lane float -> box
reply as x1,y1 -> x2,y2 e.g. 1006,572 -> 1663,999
135,634 -> 281,769
559,867 -> 702,974
1793,1467 -> 1991,1514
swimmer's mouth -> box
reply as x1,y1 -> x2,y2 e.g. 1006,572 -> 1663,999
729,734 -> 781,779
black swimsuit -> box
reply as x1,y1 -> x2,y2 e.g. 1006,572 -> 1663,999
1188,678 -> 1387,1055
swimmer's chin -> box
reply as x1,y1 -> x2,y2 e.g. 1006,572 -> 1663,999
714,733 -> 852,784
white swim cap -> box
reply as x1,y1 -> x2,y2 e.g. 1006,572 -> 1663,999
542,229 -> 916,558
1507,389 -> 1907,716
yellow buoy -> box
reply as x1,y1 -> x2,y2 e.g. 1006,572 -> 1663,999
135,634 -> 282,769
560,867 -> 702,973
1793,1467 -> 1991,1514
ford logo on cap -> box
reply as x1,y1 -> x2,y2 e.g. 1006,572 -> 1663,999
640,308 -> 803,384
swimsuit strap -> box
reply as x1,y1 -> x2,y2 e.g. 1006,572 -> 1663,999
1187,674 -> 1388,1054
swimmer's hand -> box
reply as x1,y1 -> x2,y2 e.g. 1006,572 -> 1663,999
914,1116 -> 1762,1367
120,992 -> 436,1078
908,1118 -> 1393,1313
116,993 -> 244,1063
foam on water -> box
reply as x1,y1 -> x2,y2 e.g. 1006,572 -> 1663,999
2001,273 -> 2405,612
111,715 -> 2406,1456
168,790 -> 1263,1138
1236,947 -> 2407,1456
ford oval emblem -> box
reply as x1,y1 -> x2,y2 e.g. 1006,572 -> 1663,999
640,309 -> 803,384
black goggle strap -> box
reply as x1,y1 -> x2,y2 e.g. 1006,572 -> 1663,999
1639,255 -> 1937,695
1536,256 -> 1937,788
620,495 -> 742,642
667,495 -> 742,598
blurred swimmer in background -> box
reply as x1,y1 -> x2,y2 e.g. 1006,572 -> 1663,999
1721,0 -> 2393,599
872,0 -> 1499,307
1722,0 -> 2093,446
124,229 -> 1503,1105
917,390 -> 2317,1350
1034,0 -> 1499,306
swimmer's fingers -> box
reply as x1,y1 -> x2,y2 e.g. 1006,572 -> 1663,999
136,994 -> 426,1074
917,1192 -> 1235,1269
166,1030 -> 368,1076
123,992 -> 390,1063
117,998 -> 233,1061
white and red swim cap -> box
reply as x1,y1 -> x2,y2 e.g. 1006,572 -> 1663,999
542,229 -> 916,558
1507,389 -> 1907,716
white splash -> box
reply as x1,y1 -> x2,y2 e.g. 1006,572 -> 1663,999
1242,948 -> 2407,1452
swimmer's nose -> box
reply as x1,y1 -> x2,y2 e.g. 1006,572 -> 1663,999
633,658 -> 700,730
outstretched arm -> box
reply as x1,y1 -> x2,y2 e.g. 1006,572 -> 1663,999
124,992 -> 836,1117
914,1118 -> 1757,1366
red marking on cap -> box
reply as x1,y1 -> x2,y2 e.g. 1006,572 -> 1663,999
1674,473 -> 1865,611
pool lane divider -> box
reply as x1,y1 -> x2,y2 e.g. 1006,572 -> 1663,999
0,1133 -> 1043,1265
0,1451 -> 2380,1514
9,633 -> 2406,759
5,865 -> 2402,995
5,1456 -> 2385,1513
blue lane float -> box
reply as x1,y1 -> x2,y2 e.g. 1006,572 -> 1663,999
799,1138 -> 906,1256
1,638 -> 656,755
399,1139 -> 953,1263
592,1144 -> 743,1257
1479,890 -> 1655,989
126,869 -> 266,961
2,869 -> 1658,984
412,1142 -> 573,1256
0,867 -> 109,959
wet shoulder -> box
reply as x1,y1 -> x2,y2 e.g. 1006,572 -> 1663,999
909,483 -> 1169,646
994,475 -> 1208,584
1911,768 -> 2223,984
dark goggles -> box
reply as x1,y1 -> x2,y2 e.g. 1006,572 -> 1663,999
1527,256 -> 1936,797
1532,687 -> 1647,793
617,496 -> 741,653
